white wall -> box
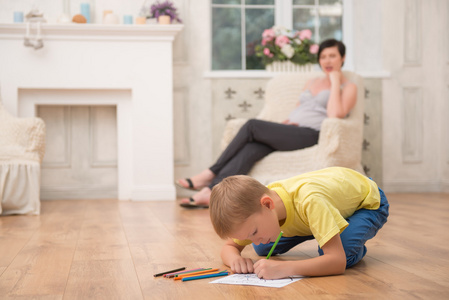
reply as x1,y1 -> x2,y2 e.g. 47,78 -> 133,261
2,0 -> 448,193
349,0 -> 449,192
0,0 -> 215,199
381,0 -> 449,192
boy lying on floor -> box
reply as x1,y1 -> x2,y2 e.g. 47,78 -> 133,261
209,167 -> 389,279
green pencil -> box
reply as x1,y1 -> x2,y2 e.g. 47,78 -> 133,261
266,231 -> 283,259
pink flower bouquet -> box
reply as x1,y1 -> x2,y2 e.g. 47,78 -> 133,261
255,26 -> 318,67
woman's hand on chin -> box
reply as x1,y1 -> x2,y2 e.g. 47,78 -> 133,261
329,70 -> 343,86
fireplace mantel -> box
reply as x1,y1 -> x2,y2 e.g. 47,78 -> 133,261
0,23 -> 183,201
0,23 -> 183,41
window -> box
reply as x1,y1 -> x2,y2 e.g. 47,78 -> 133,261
211,0 -> 343,71
292,0 -> 343,42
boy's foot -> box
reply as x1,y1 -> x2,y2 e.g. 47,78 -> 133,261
176,169 -> 215,191
179,187 -> 211,209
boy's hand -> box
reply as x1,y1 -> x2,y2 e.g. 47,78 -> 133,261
254,259 -> 290,280
230,257 -> 254,274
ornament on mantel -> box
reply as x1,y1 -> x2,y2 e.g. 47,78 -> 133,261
139,0 -> 182,24
103,13 -> 120,24
24,8 -> 46,50
56,13 -> 71,23
72,14 -> 87,23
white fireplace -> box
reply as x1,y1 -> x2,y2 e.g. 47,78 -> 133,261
0,23 -> 183,201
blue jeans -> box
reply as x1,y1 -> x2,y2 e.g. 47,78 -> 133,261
253,187 -> 389,269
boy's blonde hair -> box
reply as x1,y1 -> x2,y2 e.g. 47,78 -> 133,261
210,175 -> 270,239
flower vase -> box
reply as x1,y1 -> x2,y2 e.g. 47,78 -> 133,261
266,61 -> 313,73
158,15 -> 171,24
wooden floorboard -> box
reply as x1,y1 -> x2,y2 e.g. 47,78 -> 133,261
0,193 -> 448,299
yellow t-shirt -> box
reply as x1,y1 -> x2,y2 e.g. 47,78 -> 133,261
234,167 -> 380,248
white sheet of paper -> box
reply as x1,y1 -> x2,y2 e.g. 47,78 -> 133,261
210,273 -> 303,288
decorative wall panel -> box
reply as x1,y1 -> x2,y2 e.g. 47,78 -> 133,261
404,0 -> 422,65
362,79 -> 383,183
38,106 -> 71,168
174,87 -> 190,165
90,106 -> 117,168
402,87 -> 423,163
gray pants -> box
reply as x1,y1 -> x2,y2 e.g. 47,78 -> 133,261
209,119 -> 319,188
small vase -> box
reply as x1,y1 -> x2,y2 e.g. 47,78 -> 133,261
136,16 -> 146,24
103,13 -> 119,24
146,17 -> 157,24
266,61 -> 313,73
158,15 -> 171,24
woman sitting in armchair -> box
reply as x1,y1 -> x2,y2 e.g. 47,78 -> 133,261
177,39 -> 357,208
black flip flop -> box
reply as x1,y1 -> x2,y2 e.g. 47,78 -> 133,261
175,178 -> 200,191
179,197 -> 209,209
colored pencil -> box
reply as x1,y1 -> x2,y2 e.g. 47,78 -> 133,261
175,269 -> 218,278
164,268 -> 206,278
165,269 -> 205,278
175,270 -> 224,281
266,231 -> 283,259
182,271 -> 229,282
153,267 -> 186,277
174,269 -> 218,280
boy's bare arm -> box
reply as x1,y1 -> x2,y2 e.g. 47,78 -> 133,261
254,234 -> 346,279
221,239 -> 254,274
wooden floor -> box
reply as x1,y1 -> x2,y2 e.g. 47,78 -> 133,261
0,193 -> 448,299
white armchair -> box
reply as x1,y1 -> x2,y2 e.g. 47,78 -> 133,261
220,71 -> 365,185
0,102 -> 45,215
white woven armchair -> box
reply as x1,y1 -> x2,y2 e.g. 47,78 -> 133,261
0,102 -> 45,215
220,71 -> 365,185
